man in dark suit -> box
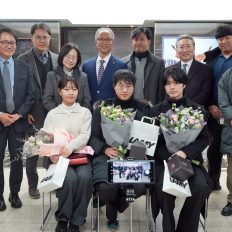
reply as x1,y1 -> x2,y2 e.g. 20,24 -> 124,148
82,27 -> 128,105
122,27 -> 165,105
17,23 -> 58,199
172,35 -> 213,109
0,27 -> 34,211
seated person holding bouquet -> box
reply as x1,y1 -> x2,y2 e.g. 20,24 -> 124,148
151,67 -> 212,232
88,69 -> 152,230
43,76 -> 92,232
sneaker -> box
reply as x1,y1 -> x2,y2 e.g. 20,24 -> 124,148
29,188 -> 40,199
55,221 -> 68,232
221,202 -> 232,216
106,219 -> 119,231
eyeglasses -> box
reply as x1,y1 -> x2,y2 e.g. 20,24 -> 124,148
0,40 -> 16,47
64,55 -> 78,61
116,83 -> 133,90
34,35 -> 50,41
97,38 -> 113,43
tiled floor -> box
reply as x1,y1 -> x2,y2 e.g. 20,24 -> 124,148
0,167 -> 232,232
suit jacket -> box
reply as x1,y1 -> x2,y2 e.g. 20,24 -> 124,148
122,51 -> 165,105
0,58 -> 35,133
43,66 -> 91,111
17,49 -> 58,128
172,59 -> 213,108
82,55 -> 128,104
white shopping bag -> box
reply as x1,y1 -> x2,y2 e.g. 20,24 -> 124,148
128,116 -> 159,157
162,161 -> 192,197
38,156 -> 69,193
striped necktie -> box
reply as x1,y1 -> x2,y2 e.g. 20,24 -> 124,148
97,60 -> 105,84
2,60 -> 15,113
182,64 -> 188,74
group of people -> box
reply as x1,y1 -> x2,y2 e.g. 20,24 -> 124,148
0,21 -> 232,232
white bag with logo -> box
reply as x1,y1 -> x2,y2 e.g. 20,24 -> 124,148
162,161 -> 192,197
127,116 -> 159,157
38,156 -> 69,193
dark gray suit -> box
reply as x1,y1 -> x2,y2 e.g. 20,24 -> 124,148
172,59 -> 213,108
17,49 -> 58,189
0,58 -> 34,196
122,51 -> 165,105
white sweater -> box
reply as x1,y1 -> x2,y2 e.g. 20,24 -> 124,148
43,103 -> 92,153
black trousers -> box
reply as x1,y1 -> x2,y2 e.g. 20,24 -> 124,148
207,115 -> 223,186
0,126 -> 24,196
25,125 -> 39,189
98,183 -> 145,222
152,165 -> 211,232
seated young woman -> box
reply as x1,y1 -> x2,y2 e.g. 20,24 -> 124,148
151,67 -> 212,232
88,69 -> 152,231
43,76 -> 92,232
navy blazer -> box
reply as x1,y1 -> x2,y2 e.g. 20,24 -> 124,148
172,59 -> 213,108
0,58 -> 35,133
82,55 -> 128,104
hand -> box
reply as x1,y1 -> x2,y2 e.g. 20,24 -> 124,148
104,147 -> 119,159
175,150 -> 187,159
208,105 -> 222,119
59,147 -> 71,158
50,155 -> 59,164
9,113 -> 21,123
28,114 -> 35,125
0,113 -> 14,127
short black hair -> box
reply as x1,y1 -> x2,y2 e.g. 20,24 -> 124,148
215,24 -> 232,39
0,27 -> 17,41
131,27 -> 152,40
58,43 -> 81,68
113,69 -> 136,86
58,76 -> 78,90
162,67 -> 187,86
31,23 -> 51,36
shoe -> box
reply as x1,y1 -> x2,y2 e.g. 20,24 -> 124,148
106,219 -> 119,231
221,202 -> 232,216
55,221 -> 68,232
68,223 -> 79,232
8,193 -> 22,208
0,197 -> 6,211
29,188 -> 40,199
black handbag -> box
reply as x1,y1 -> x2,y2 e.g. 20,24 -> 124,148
167,154 -> 194,182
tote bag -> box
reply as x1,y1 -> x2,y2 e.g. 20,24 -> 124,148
162,161 -> 192,197
128,116 -> 159,157
38,156 -> 69,193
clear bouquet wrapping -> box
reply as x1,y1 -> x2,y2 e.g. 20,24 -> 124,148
159,104 -> 206,153
100,103 -> 136,160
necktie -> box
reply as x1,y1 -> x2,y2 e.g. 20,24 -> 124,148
97,60 -> 105,84
182,64 -> 188,74
2,61 -> 15,113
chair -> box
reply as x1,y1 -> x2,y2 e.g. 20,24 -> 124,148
91,189 -> 100,232
199,198 -> 209,232
41,191 -> 53,231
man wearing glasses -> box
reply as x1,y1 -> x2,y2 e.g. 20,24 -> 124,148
82,27 -> 128,106
18,23 -> 58,199
0,27 -> 34,210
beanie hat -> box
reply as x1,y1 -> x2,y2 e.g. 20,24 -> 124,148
215,24 -> 232,39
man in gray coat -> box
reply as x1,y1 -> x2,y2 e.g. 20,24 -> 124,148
17,23 -> 58,199
218,67 -> 232,216
122,27 -> 165,105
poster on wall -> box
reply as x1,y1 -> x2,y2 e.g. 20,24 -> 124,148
162,36 -> 218,67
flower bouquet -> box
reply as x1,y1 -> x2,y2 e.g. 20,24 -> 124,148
23,128 -> 94,159
100,102 -> 136,160
159,104 -> 206,154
